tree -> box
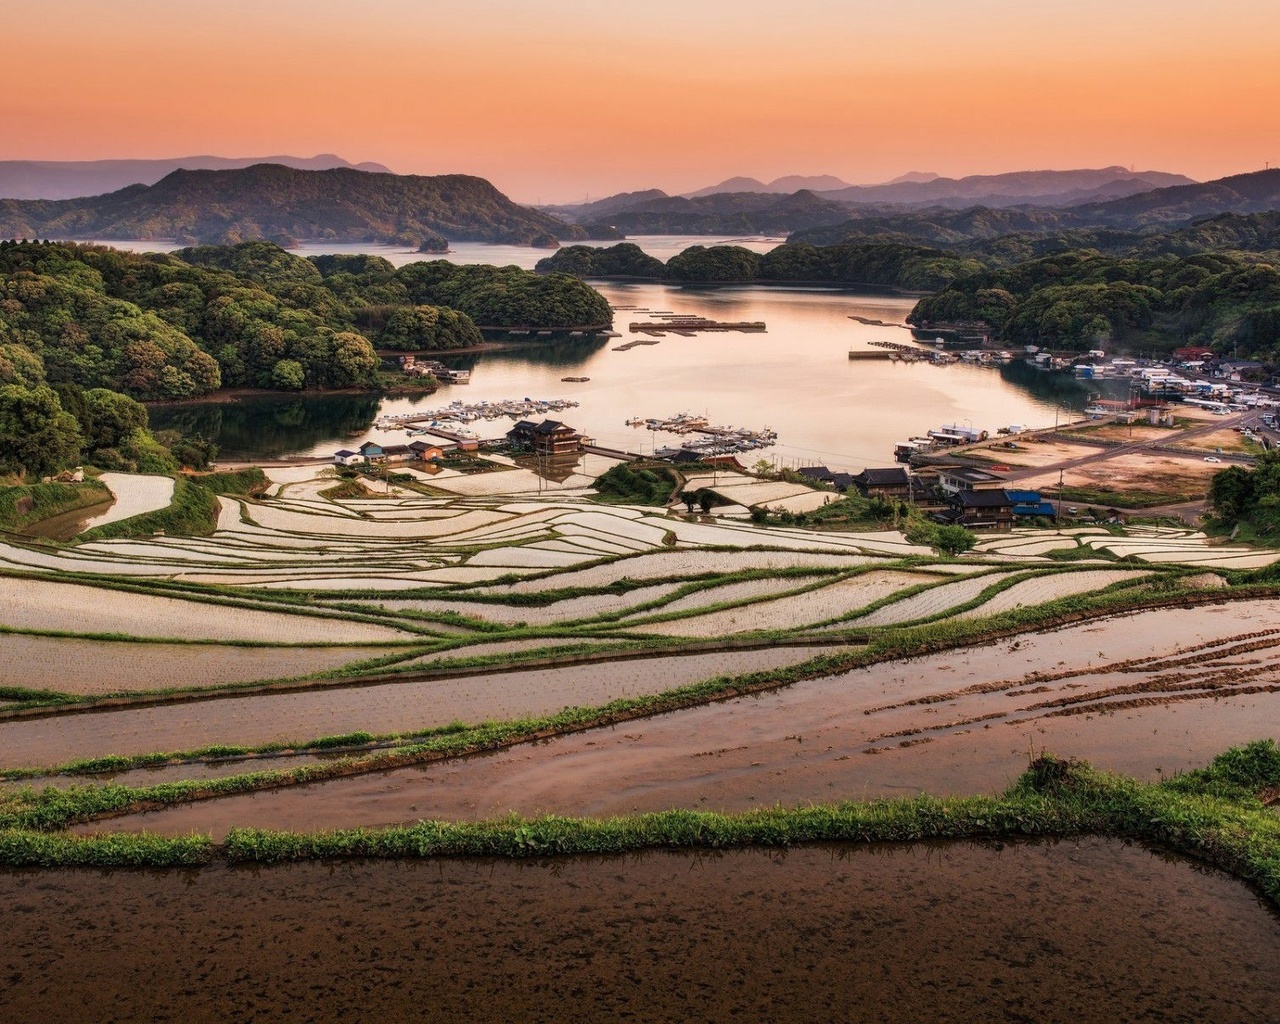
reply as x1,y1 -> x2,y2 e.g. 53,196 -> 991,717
271,359 -> 306,390
932,524 -> 976,555
0,384 -> 81,477
698,491 -> 713,514
82,387 -> 149,453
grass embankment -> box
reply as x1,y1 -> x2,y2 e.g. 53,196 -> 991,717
77,469 -> 268,541
0,481 -> 111,532
1,743 -> 1277,891
590,463 -> 678,505
1057,486 -> 1198,510
318,478 -> 382,500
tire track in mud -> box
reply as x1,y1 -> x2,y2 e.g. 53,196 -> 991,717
860,629 -> 1280,747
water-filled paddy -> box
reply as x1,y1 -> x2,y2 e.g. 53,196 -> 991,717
2,643 -> 846,770
3,839 -> 1278,1023
87,602 -> 1280,837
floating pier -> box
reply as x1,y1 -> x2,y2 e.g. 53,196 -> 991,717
628,316 -> 766,336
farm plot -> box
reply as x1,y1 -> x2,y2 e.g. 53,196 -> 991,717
0,635 -> 394,695
425,467 -> 605,496
370,584 -> 681,626
701,480 -> 826,507
80,473 -> 175,529
487,550 -> 879,594
638,575 -> 834,617
954,569 -> 1149,619
0,644 -> 849,770
0,577 -> 415,643
847,571 -> 1022,627
626,571 -> 929,636
87,599 -> 1280,836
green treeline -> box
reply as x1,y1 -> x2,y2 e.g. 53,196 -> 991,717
0,376 -> 224,479
1207,451 -> 1280,538
909,250 -> 1280,357
538,241 -> 982,291
0,240 -> 613,404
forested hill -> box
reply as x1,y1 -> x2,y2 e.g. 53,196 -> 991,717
0,239 -> 612,403
0,165 -> 602,248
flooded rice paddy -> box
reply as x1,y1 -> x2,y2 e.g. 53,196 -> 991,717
81,601 -> 1280,838
0,635 -> 394,695
2,644 -> 847,770
4,838 -> 1279,1023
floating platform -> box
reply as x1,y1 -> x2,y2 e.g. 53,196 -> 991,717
628,317 -> 766,336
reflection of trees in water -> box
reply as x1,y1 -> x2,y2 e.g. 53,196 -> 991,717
467,337 -> 610,371
149,394 -> 380,459
999,360 -> 1093,408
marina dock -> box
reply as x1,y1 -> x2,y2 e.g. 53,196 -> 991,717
625,413 -> 778,456
374,397 -> 581,439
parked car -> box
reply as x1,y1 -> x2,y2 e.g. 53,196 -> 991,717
1204,456 -> 1222,463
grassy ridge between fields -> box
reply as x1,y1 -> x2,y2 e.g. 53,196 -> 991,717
0,743 -> 1276,916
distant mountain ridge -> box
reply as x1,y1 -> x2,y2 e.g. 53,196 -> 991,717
685,174 -> 856,197
547,167 -> 1201,235
817,167 -> 1196,208
793,170 -> 1280,248
0,164 -> 594,246
0,154 -> 393,201
545,189 -> 852,236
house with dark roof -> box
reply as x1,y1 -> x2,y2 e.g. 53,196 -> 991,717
358,441 -> 386,463
506,419 -> 581,456
531,420 -> 582,456
333,449 -> 362,466
852,467 -> 912,500
506,420 -> 537,444
944,488 -> 1014,530
796,465 -> 855,491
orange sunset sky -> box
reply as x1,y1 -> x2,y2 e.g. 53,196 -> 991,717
7,0 -> 1279,202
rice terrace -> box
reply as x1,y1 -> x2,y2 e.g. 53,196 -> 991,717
3,454 -> 1280,1020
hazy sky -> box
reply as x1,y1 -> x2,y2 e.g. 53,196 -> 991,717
6,0 -> 1279,201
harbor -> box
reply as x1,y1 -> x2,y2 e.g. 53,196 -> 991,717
625,413 -> 779,456
374,397 -> 582,440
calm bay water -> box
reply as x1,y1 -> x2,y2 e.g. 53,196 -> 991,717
113,236 -> 1080,467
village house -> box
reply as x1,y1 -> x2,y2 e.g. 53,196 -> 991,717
507,419 -> 582,457
936,466 -> 1007,495
1006,488 -> 1057,520
940,488 -> 1015,531
408,440 -> 444,462
340,440 -> 449,466
852,467 -> 912,500
796,465 -> 855,490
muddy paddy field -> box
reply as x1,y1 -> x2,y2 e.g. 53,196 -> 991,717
4,840 -> 1280,1023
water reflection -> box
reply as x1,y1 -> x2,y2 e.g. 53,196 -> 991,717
150,393 -> 383,461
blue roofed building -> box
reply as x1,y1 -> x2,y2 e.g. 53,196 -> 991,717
1006,489 -> 1057,519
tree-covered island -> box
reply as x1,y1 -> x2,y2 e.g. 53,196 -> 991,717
0,239 -> 613,481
